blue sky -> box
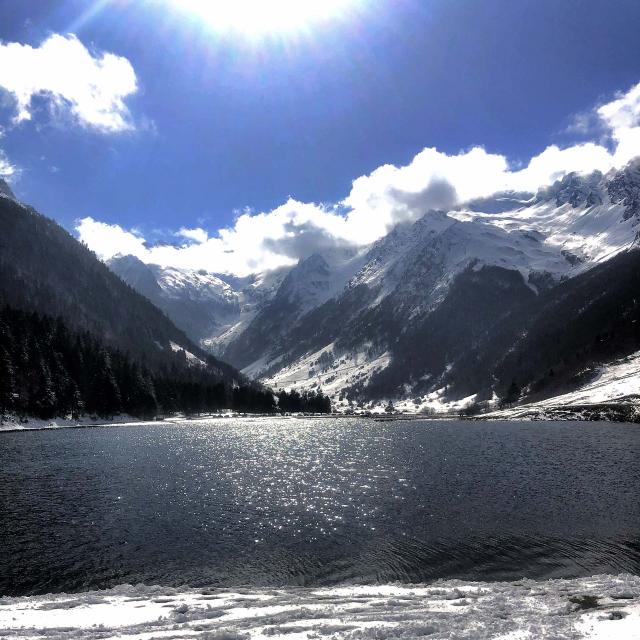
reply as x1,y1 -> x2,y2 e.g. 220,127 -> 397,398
1,0 -> 640,275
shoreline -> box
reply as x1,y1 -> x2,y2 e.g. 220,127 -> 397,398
2,408 -> 639,434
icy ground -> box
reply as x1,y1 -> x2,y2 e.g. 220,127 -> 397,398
1,575 -> 639,639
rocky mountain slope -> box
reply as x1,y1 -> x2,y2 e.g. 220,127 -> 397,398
0,178 -> 16,200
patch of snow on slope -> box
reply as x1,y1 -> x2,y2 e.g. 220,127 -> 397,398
391,390 -> 478,415
260,344 -> 391,400
1,574 -> 639,639
170,341 -> 207,368
534,351 -> 640,407
485,351 -> 640,420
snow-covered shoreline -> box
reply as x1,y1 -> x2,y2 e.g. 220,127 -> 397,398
2,410 -> 639,434
0,414 -> 162,433
1,574 -> 639,639
0,413 -> 294,433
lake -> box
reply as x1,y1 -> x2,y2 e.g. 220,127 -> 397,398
1,417 -> 639,597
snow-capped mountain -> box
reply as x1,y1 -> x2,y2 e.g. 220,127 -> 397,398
223,247 -> 367,371
233,160 -> 640,409
109,160 -> 640,411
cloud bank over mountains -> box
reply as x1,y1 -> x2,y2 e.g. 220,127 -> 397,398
77,78 -> 640,276
0,32 -> 635,277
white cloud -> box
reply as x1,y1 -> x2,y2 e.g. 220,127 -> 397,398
0,148 -> 15,178
78,80 -> 640,276
565,110 -> 598,136
77,199 -> 351,276
78,217 -> 147,258
598,82 -> 640,166
0,34 -> 137,132
177,227 -> 209,244
598,82 -> 640,131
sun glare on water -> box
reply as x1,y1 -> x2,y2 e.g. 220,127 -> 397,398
172,0 -> 360,36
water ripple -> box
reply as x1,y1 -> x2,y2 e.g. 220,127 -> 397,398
1,417 -> 639,596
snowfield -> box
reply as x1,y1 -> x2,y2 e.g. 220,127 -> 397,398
0,414 -> 248,432
1,575 -> 639,639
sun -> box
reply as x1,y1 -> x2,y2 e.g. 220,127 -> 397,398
171,0 -> 360,37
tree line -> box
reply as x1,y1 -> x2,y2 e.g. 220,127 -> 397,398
0,305 -> 331,420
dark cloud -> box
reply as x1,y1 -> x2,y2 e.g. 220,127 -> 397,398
262,220 -> 354,260
387,177 -> 458,225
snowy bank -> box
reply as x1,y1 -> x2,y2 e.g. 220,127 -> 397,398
483,351 -> 640,422
0,414 -> 161,432
1,575 -> 639,639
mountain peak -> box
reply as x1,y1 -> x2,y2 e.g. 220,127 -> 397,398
607,159 -> 640,221
297,252 -> 330,273
537,170 -> 605,208
108,253 -> 147,266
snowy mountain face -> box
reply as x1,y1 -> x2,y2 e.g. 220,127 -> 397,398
222,247 -> 367,370
200,267 -> 289,354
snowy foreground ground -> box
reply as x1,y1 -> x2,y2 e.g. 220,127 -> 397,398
1,575 -> 639,640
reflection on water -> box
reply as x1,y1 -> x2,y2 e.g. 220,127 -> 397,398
1,418 -> 639,596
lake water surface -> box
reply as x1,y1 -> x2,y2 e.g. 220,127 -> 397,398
1,417 -> 639,596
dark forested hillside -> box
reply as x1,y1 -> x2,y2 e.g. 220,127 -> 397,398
490,248 -> 640,401
361,265 -> 536,400
0,305 -> 330,419
0,194 -> 228,373
396,249 -> 640,405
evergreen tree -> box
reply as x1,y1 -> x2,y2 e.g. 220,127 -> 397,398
88,351 -> 122,417
0,345 -> 14,415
